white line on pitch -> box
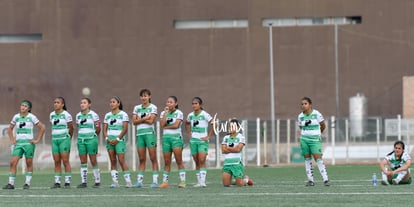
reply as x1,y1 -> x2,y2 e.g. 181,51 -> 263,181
0,194 -> 163,198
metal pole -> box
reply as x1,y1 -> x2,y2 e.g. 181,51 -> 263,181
268,23 -> 276,163
334,24 -> 339,118
256,118 -> 261,166
334,24 -> 340,145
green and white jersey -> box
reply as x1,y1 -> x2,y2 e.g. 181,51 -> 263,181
10,113 -> 40,141
76,110 -> 99,139
385,151 -> 411,171
132,103 -> 157,135
186,110 -> 212,139
222,133 -> 245,165
160,109 -> 183,138
104,110 -> 129,139
298,109 -> 324,141
50,110 -> 73,140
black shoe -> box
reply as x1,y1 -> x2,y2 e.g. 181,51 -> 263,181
64,183 -> 71,189
324,180 -> 330,186
93,183 -> 100,188
23,184 -> 30,189
3,184 -> 15,190
306,181 -> 315,186
77,183 -> 87,188
51,183 -> 61,189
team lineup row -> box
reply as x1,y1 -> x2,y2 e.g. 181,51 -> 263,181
2,89 -> 253,190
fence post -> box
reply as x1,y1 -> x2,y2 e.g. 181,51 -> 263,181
242,120 -> 248,167
276,119 -> 280,164
215,119 -> 220,169
331,116 -> 336,165
286,119 -> 291,164
156,121 -> 161,170
263,121 -> 268,167
132,123 -> 136,172
256,118 -> 261,167
345,119 -> 349,163
376,117 -> 381,162
398,114 -> 401,141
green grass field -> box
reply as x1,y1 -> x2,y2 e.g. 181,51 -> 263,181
0,164 -> 412,207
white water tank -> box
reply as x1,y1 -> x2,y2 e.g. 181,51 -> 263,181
349,93 -> 367,138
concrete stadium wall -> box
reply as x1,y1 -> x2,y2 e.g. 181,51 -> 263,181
0,0 -> 413,125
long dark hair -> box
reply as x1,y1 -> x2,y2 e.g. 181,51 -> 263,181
168,96 -> 179,109
192,97 -> 203,110
56,97 -> 67,111
140,89 -> 152,103
112,96 -> 123,110
387,140 -> 405,157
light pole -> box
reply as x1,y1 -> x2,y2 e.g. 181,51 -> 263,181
268,23 -> 276,163
334,24 -> 339,120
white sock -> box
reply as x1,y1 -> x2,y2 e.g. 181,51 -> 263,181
163,172 -> 169,183
111,170 -> 119,183
137,172 -> 144,183
395,170 -> 408,182
179,169 -> 186,182
200,169 -> 207,185
305,159 -> 314,182
9,176 -> 15,185
123,172 -> 131,184
54,174 -> 61,184
64,175 -> 71,184
316,159 -> 329,181
196,172 -> 200,184
80,164 -> 88,183
93,168 -> 101,183
152,172 -> 159,184
381,171 -> 388,181
25,172 -> 33,185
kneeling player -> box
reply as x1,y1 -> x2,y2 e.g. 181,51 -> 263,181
221,119 -> 253,187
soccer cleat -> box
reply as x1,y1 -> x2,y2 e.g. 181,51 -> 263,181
93,183 -> 101,188
64,183 -> 71,189
159,182 -> 169,188
381,180 -> 389,185
135,182 -> 143,188
125,182 -> 133,188
200,183 -> 207,188
392,179 -> 400,185
3,184 -> 15,190
77,183 -> 87,188
150,183 -> 159,188
193,183 -> 202,187
23,184 -> 30,189
110,182 -> 119,188
324,180 -> 330,186
51,183 -> 61,189
306,181 -> 315,186
178,182 -> 186,188
244,175 -> 254,186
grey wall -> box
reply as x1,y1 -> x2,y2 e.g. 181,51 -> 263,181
0,0 -> 413,124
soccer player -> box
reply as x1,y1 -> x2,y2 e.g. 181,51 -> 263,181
76,97 -> 102,188
221,118 -> 253,187
103,96 -> 132,188
159,96 -> 186,188
297,97 -> 330,186
380,140 -> 412,185
185,97 -> 214,187
50,97 -> 74,189
132,89 -> 159,188
3,100 -> 45,190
